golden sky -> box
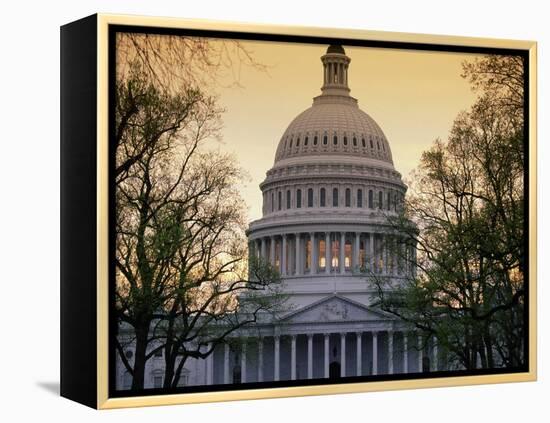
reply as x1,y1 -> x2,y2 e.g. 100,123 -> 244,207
208,39 -> 482,223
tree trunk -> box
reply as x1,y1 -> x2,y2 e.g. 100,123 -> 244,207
131,325 -> 150,390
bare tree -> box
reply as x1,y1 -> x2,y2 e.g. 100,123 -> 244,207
114,36 -> 284,390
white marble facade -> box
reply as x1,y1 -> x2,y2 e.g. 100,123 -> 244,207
117,45 -> 435,390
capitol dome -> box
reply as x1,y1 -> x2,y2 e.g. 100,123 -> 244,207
248,44 -> 411,309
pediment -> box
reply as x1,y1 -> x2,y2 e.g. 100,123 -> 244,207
282,295 -> 389,324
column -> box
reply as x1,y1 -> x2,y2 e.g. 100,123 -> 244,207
325,232 -> 331,274
295,233 -> 301,275
270,236 -> 276,266
206,342 -> 214,385
291,335 -> 297,380
369,233 -> 375,272
258,338 -> 264,382
310,232 -> 317,275
340,333 -> 346,377
274,335 -> 280,381
324,333 -> 330,378
381,235 -> 386,275
432,339 -> 438,372
224,343 -> 230,384
403,333 -> 408,374
241,341 -> 247,383
372,332 -> 378,375
353,232 -> 360,271
281,235 -> 287,276
261,238 -> 267,262
339,232 -> 346,274
307,334 -> 313,379
388,331 -> 394,375
356,332 -> 362,376
418,333 -> 423,372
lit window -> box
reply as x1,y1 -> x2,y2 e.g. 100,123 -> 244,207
319,239 -> 326,269
332,188 -> 339,207
331,238 -> 339,268
320,188 -> 326,207
345,240 -> 352,269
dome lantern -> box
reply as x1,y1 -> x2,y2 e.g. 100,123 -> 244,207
321,44 -> 351,97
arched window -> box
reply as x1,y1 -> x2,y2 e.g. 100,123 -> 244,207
289,138 -> 293,148
332,188 -> 339,207
305,136 -> 309,146
320,188 -> 326,207
286,190 -> 291,209
378,191 -> 383,209
345,188 -> 351,207
296,189 -> 302,208
314,135 -> 318,145
343,136 -> 348,146
382,142 -> 385,151
308,188 -> 313,207
278,191 -> 282,211
353,137 -> 357,146
333,135 -> 338,145
323,135 -> 328,145
362,138 -> 366,147
271,192 -> 274,212
357,189 -> 363,208
368,190 -> 374,209
296,137 -> 300,147
370,138 -> 374,148
377,140 -> 380,150
387,191 -> 391,210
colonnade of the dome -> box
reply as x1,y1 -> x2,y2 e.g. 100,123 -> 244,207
249,230 -> 415,279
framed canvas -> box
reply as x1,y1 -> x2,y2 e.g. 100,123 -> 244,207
60,14 -> 537,409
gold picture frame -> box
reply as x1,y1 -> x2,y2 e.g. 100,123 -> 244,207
60,13 -> 537,409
